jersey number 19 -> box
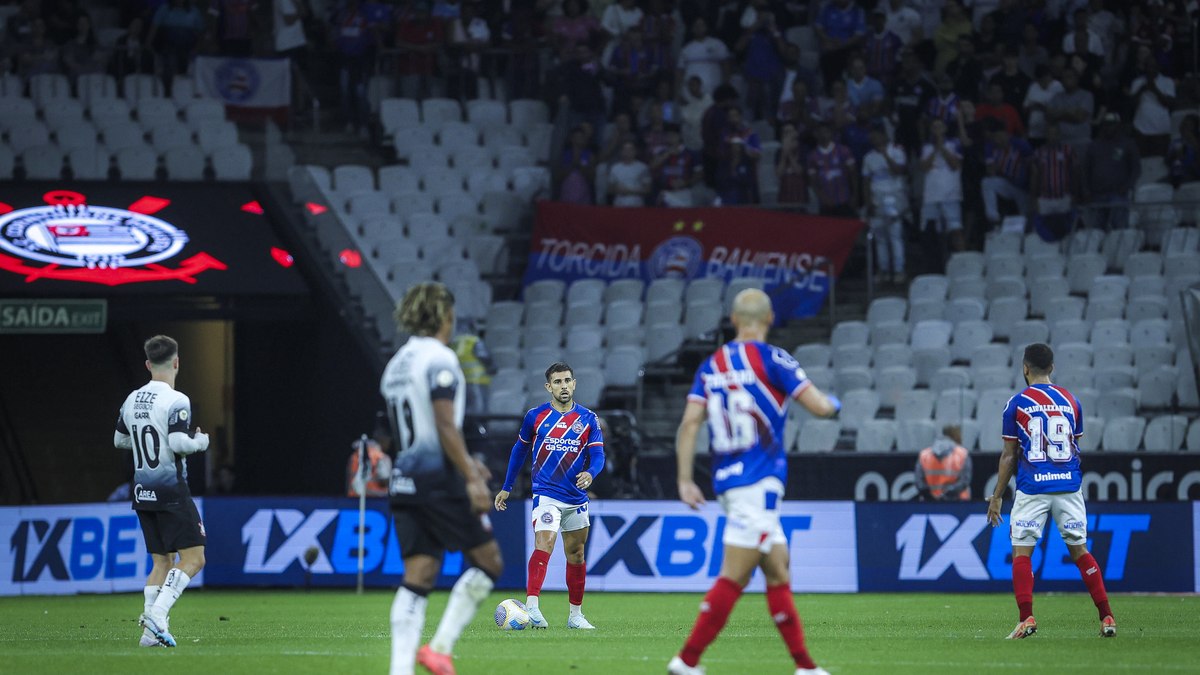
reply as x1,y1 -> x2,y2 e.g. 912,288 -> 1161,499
1026,417 -> 1072,462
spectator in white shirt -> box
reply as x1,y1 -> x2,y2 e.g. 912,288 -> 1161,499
1061,10 -> 1103,59
601,0 -> 643,38
1023,66 -> 1064,145
607,140 -> 653,206
676,17 -> 730,96
879,0 -> 923,45
862,127 -> 909,283
919,117 -> 966,266
1128,58 -> 1176,157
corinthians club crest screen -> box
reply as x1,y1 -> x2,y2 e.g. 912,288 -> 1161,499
0,184 -> 306,296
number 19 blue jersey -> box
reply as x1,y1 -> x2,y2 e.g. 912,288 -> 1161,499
1001,383 -> 1083,495
687,341 -> 810,495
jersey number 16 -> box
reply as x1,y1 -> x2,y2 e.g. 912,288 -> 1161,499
1026,416 -> 1073,462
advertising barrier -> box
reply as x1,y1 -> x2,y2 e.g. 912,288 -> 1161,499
528,500 -> 858,593
201,497 -> 526,590
0,500 -> 205,596
4,498 -> 1196,595
524,202 -> 863,320
856,502 -> 1194,592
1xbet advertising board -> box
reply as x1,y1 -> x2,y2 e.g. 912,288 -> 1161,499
0,501 -> 205,596
528,500 -> 859,593
0,184 -> 306,295
200,497 -> 527,590
857,502 -> 1194,592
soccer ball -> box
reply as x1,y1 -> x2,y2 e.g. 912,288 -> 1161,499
494,598 -> 531,630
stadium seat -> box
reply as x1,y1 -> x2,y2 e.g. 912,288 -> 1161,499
835,366 -> 873,393
790,344 -> 829,369
970,343 -> 1009,369
1126,295 -> 1168,323
867,297 -> 907,325
1046,296 -> 1086,323
43,99 -> 85,132
563,303 -> 601,327
1050,318 -> 1090,346
197,120 -> 239,154
607,278 -> 646,305
683,303 -> 723,338
948,277 -> 987,300
1096,389 -> 1138,419
379,98 -> 420,137
876,366 -> 917,408
683,278 -> 722,306
54,123 -> 99,153
393,127 -> 435,160
1143,415 -> 1188,451
895,389 -> 935,421
78,73 -> 119,106
910,346 -> 950,388
509,98 -> 550,127
22,145 -> 63,180
1124,252 -> 1163,277
1009,320 -> 1049,349
486,301 -> 524,333
570,366 -> 605,404
829,320 -> 869,347
908,299 -> 942,323
564,325 -> 603,353
30,73 -> 71,108
163,145 -> 206,180
855,419 -> 896,451
985,276 -> 1026,302
467,99 -> 507,130
184,99 -> 226,130
832,344 -> 872,370
984,254 -> 1023,281
873,344 -> 913,373
1089,274 -> 1130,301
1067,253 -> 1106,293
1134,344 -> 1174,374
839,389 -> 880,432
908,274 -> 948,304
67,146 -> 109,180
1102,416 -> 1146,451
115,145 -> 157,180
1138,365 -> 1179,409
870,321 -> 908,347
1094,365 -> 1137,391
1078,417 -> 1104,452
1056,342 -> 1093,370
1187,418 -> 1200,452
487,387 -> 527,417
1178,351 -> 1200,408
930,367 -> 971,393
971,366 -> 1012,391
985,230 -> 1023,257
211,143 -> 252,180
0,147 -> 15,181
1130,318 -> 1170,346
934,387 -> 977,427
1102,228 -> 1144,271
7,120 -> 51,155
950,320 -> 994,362
420,98 -> 462,127
646,324 -> 685,363
911,320 -> 952,349
796,419 -> 840,452
944,298 -> 986,325
1164,254 -> 1200,281
1090,319 -> 1130,346
946,251 -> 984,279
391,191 -> 436,216
605,300 -> 643,331
974,389 -> 1012,452
604,347 -> 643,388
896,419 -> 937,452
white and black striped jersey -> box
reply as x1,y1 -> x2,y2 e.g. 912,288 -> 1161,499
380,335 -> 465,502
114,380 -> 208,511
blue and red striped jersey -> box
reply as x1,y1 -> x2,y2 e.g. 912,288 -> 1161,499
1002,383 -> 1083,494
807,143 -> 856,207
687,341 -> 810,494
502,402 -> 605,505
926,93 -> 960,128
1033,142 -> 1074,199
985,136 -> 1033,187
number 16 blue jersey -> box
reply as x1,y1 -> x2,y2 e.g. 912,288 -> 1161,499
687,341 -> 810,495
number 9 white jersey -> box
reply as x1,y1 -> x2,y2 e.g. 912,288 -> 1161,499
115,380 -> 200,511
380,335 -> 466,503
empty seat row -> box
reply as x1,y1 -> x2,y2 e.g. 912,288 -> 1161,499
0,142 -> 251,181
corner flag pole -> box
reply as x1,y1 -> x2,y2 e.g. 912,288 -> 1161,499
356,434 -> 368,595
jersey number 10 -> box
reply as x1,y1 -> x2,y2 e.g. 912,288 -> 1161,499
1025,416 -> 1073,462
131,424 -> 162,469
389,398 -> 415,453
707,390 -> 758,454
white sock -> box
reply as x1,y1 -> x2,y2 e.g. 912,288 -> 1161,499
430,568 -> 493,655
569,603 -> 583,618
390,586 -> 428,675
525,595 -> 539,610
150,569 -> 190,622
142,585 -> 160,638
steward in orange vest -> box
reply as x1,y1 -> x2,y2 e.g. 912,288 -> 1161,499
915,425 -> 972,501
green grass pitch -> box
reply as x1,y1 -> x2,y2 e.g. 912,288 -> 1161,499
1,591 -> 1197,674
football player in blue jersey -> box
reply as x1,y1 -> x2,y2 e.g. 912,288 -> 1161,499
988,343 -> 1115,639
668,289 -> 840,675
495,362 -> 605,630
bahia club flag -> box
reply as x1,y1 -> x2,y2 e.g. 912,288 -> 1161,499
194,56 -> 290,109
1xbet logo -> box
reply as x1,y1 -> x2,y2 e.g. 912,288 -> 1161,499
9,517 -> 147,582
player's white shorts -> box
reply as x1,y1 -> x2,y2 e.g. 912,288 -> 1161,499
1010,489 -> 1088,547
718,477 -> 786,554
531,494 -> 590,533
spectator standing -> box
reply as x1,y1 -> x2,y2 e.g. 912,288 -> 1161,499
776,123 -> 808,207
863,10 -> 903,87
393,0 -> 443,99
452,324 -> 494,415
925,73 -> 961,134
330,0 -> 377,136
608,140 -> 653,206
778,78 -> 821,142
274,0 -> 308,60
721,107 -> 762,162
147,0 -> 205,93
44,0 -> 85,45
991,50 -> 1031,111
1049,68 -> 1094,151
641,104 -> 671,158
1168,114 -> 1200,186
110,16 -> 156,78
1030,122 -> 1077,239
815,0 -> 867,91
1128,58 -> 1176,157
862,126 -> 908,283
653,123 -> 700,206
641,0 -> 677,71
606,26 -> 659,114
17,19 -> 60,77
1016,22 -> 1048,79
700,84 -> 739,186
677,17 -> 729,97
1024,66 -> 1064,146
915,425 -> 972,501
735,0 -> 786,121
599,111 -> 638,163
557,126 -> 597,204
892,50 -> 935,153
807,122 -> 858,217
558,43 -> 609,142
715,137 -> 759,205
981,118 -> 1033,227
880,0 -> 923,46
500,1 -> 542,102
447,1 -> 490,100
1083,113 -> 1140,230
919,117 -> 966,259
679,75 -> 712,152
61,15 -> 105,79
845,54 -> 886,119
945,34 -> 984,100
211,0 -> 259,57
975,82 -> 1026,137
933,0 -> 972,74
821,79 -> 858,134
551,0 -> 602,58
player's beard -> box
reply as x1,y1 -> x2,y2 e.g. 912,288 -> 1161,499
557,390 -> 572,404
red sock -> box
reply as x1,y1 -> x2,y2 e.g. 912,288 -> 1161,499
526,549 -> 550,598
1075,552 -> 1113,620
1013,555 -> 1034,621
566,562 -> 586,606
679,577 -> 742,667
766,584 -> 817,670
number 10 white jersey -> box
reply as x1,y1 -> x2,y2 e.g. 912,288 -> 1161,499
115,380 -> 196,511
380,335 -> 465,502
